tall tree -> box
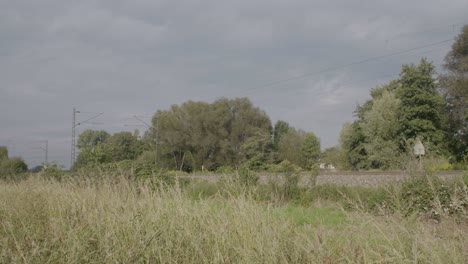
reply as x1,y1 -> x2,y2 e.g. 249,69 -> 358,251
439,25 -> 468,161
273,120 -> 290,150
339,122 -> 368,170
277,128 -> 306,168
105,132 -> 142,162
397,58 -> 447,154
277,129 -> 320,169
77,130 -> 110,149
74,130 -> 111,168
152,97 -> 272,171
360,90 -> 401,169
301,132 -> 321,169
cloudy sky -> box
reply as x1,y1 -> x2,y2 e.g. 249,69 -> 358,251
1,0 -> 467,168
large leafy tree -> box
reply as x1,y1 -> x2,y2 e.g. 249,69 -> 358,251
105,132 -> 142,162
339,122 -> 368,170
340,83 -> 399,170
439,25 -> 468,161
360,90 -> 401,169
277,128 -> 320,169
277,128 -> 306,167
273,120 -> 290,150
397,58 -> 447,154
75,130 -> 111,168
152,97 -> 272,171
77,130 -> 110,149
301,132 -> 321,169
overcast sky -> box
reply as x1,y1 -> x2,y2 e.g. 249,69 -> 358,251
1,0 -> 467,169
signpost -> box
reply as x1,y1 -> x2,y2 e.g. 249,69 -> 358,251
413,138 -> 425,171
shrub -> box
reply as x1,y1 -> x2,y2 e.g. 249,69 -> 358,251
215,166 -> 234,174
0,157 -> 28,180
236,165 -> 259,187
399,174 -> 467,219
268,160 -> 302,201
40,164 -> 66,181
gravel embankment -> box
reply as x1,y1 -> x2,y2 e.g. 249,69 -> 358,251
181,171 -> 465,187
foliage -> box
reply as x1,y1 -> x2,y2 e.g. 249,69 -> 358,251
1,177 -> 466,263
301,132 -> 321,169
277,129 -> 320,169
399,175 -> 467,219
77,130 -> 110,149
215,166 -> 234,174
150,98 -> 273,171
74,130 -> 143,169
439,25 -> 468,162
0,146 -> 8,161
338,57 -> 456,170
339,122 -> 368,170
272,120 -> 290,150
320,146 -> 343,168
105,132 -> 142,162
397,58 -> 447,153
236,165 -> 259,187
0,157 -> 28,180
360,90 -> 401,169
268,160 -> 302,201
40,164 -> 66,181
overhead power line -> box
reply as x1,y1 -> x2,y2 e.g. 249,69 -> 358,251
216,38 -> 453,99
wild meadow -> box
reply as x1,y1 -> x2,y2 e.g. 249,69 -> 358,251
0,167 -> 466,263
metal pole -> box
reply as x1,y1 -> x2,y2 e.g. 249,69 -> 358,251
70,108 -> 103,169
71,107 -> 76,168
45,140 -> 48,164
156,117 -> 159,166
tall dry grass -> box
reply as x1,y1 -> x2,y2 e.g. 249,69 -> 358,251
0,175 -> 466,263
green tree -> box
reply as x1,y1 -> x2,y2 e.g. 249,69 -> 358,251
320,146 -> 342,168
105,132 -> 142,162
0,157 -> 28,178
77,130 -> 110,149
277,129 -> 320,169
397,58 -> 447,154
439,25 -> 468,162
339,122 -> 369,170
301,132 -> 321,169
0,146 -> 8,161
273,120 -> 290,150
152,97 -> 272,171
74,130 -> 111,168
277,128 -> 305,167
360,90 -> 401,169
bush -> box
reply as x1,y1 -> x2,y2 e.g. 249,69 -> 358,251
40,164 -> 66,181
399,174 -> 467,219
268,160 -> 302,202
236,165 -> 259,187
215,166 -> 234,174
0,157 -> 28,180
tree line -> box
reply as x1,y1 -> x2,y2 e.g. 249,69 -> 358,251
74,97 -> 321,172
1,26 -> 466,175
323,25 -> 467,170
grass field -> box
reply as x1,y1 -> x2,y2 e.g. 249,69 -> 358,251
0,175 -> 466,263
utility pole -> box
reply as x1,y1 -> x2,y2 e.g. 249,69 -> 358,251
71,108 -> 77,167
37,140 -> 48,166
71,108 -> 104,168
